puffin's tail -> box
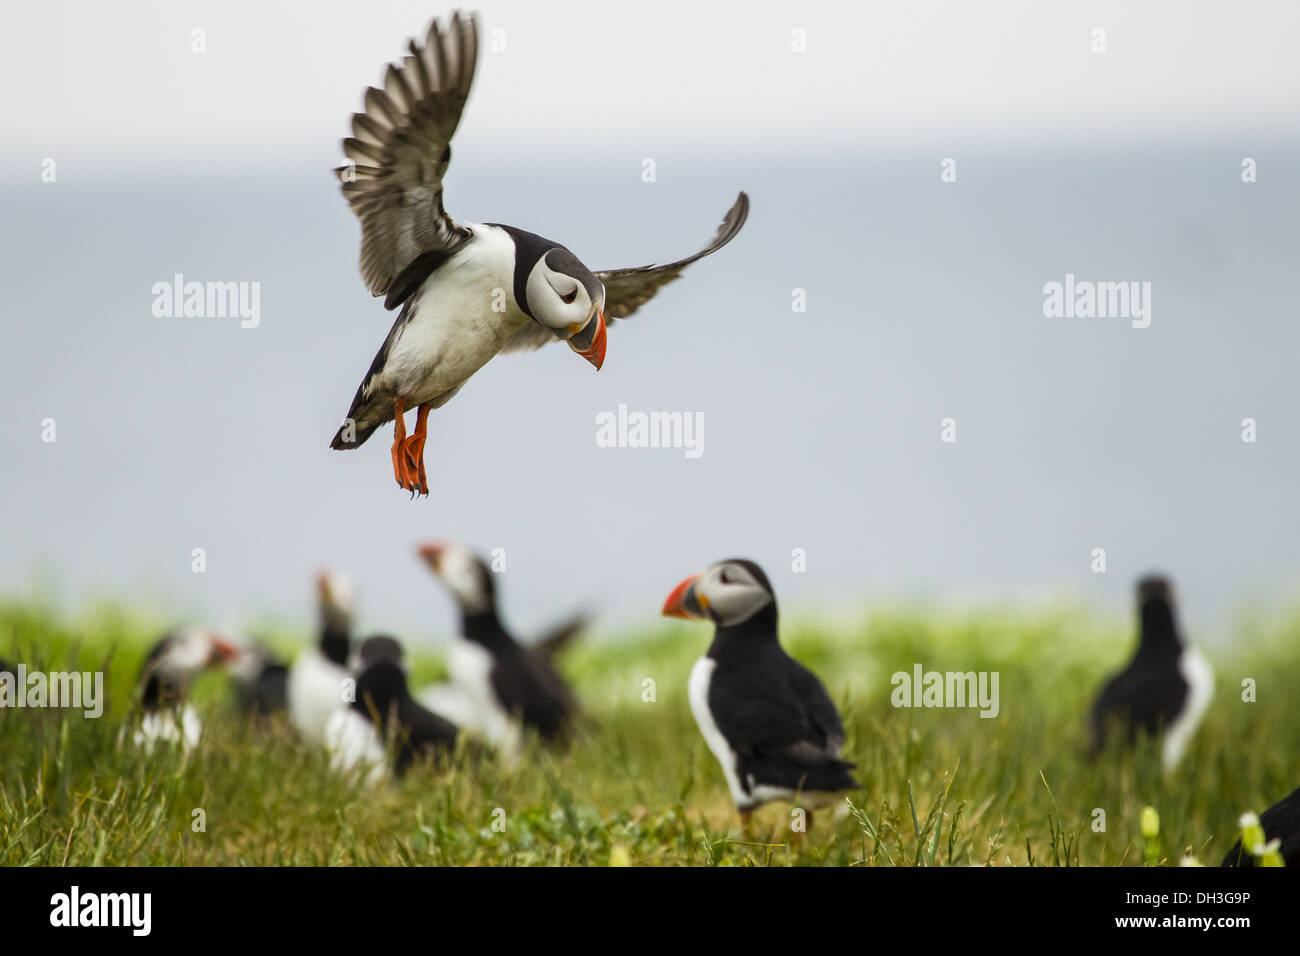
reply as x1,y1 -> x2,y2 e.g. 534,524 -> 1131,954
330,419 -> 382,450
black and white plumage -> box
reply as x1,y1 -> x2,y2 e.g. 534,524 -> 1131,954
1220,788 -> 1300,867
133,628 -> 239,752
228,642 -> 290,723
417,542 -> 579,757
1088,576 -> 1213,772
662,559 -> 860,821
287,571 -> 355,745
348,657 -> 460,778
327,11 -> 749,496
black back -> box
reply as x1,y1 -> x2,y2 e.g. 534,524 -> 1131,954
463,609 -> 577,743
706,607 -> 858,801
1089,583 -> 1189,754
353,661 -> 459,776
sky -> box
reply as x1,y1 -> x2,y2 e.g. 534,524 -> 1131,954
1,1 -> 1298,648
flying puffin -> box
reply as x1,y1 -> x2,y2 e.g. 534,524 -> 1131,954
287,571 -> 355,745
346,644 -> 461,778
417,541 -> 578,756
132,628 -> 239,752
1088,575 -> 1214,772
328,10 -> 750,495
661,559 -> 860,831
1220,787 -> 1300,867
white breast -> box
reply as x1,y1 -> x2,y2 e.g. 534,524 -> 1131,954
324,708 -> 388,785
288,650 -> 350,745
445,637 -> 521,763
1163,647 -> 1214,772
133,705 -> 202,753
372,225 -> 532,405
688,657 -> 747,806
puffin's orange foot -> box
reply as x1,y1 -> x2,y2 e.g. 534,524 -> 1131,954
399,433 -> 428,496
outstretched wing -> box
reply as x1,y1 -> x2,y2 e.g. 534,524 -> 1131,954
500,191 -> 749,353
336,11 -> 478,298
597,191 -> 749,320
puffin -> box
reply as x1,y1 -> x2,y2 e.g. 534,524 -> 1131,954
346,645 -> 461,778
325,634 -> 407,782
132,628 -> 240,752
228,641 -> 290,724
328,10 -> 750,495
287,571 -> 355,745
1088,575 -> 1214,772
417,541 -> 578,756
1220,787 -> 1300,867
661,559 -> 860,831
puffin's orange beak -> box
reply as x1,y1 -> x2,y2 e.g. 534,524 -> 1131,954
662,573 -> 704,620
417,542 -> 445,571
569,310 -> 606,370
208,636 -> 241,665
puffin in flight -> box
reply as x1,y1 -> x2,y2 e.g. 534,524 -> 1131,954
328,10 -> 749,495
662,559 -> 860,832
1088,575 -> 1214,772
417,541 -> 579,757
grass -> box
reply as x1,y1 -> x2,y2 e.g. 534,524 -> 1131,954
0,595 -> 1297,866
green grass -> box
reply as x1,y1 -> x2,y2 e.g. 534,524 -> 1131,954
1,595 -> 1297,866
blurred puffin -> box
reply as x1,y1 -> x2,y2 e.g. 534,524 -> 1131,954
662,559 -> 860,831
1088,575 -> 1213,771
1220,787 -> 1300,867
229,642 -> 290,724
417,542 -> 578,756
327,11 -> 749,495
325,635 -> 405,781
288,571 -> 355,744
338,636 -> 461,778
132,628 -> 239,752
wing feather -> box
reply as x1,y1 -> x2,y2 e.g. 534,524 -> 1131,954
336,11 -> 479,298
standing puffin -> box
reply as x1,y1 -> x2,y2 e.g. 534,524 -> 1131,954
326,635 -> 411,782
1221,787 -> 1300,867
1089,575 -> 1214,772
132,629 -> 239,752
662,559 -> 860,831
346,644 -> 461,778
417,542 -> 578,756
229,641 -> 290,724
328,10 -> 749,495
288,571 -> 355,745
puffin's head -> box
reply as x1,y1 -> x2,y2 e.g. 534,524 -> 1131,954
316,570 -> 355,630
661,559 -> 776,628
140,628 -> 240,707
352,634 -> 405,673
417,541 -> 495,614
352,659 -> 408,726
518,241 -> 607,370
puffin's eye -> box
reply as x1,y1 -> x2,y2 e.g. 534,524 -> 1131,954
560,290 -> 578,304
719,569 -> 733,584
